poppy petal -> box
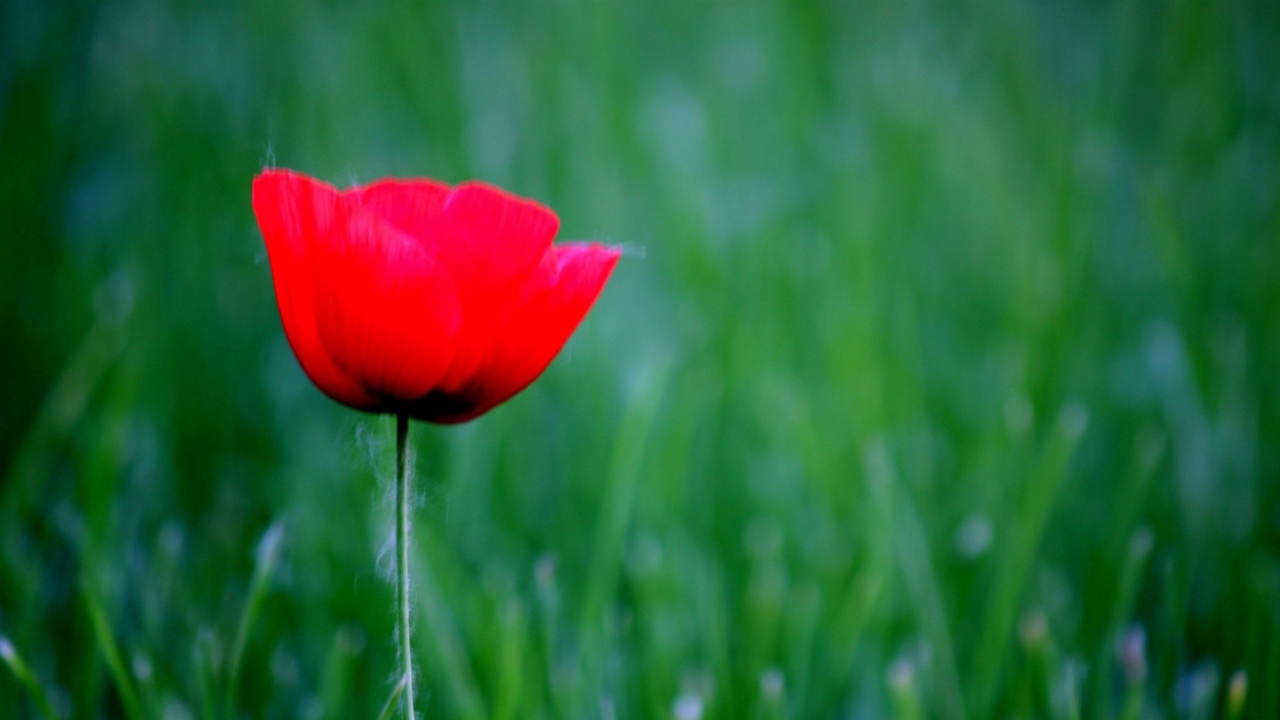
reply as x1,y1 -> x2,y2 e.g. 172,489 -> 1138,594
309,201 -> 464,401
428,182 -> 560,392
252,170 -> 379,409
346,178 -> 452,242
420,242 -> 620,423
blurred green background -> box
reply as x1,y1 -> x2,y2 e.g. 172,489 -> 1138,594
3,0 -> 1279,718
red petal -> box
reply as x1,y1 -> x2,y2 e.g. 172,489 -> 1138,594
309,201 -> 464,401
252,170 -> 380,410
417,242 -> 620,423
427,182 -> 560,393
346,178 -> 452,240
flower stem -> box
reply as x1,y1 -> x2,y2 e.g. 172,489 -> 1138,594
395,412 -> 415,720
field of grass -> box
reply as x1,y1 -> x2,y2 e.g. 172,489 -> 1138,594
3,0 -> 1279,718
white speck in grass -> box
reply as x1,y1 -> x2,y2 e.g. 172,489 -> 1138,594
534,554 -> 557,589
1118,625 -> 1147,684
760,668 -> 784,700
1051,658 -> 1086,718
256,521 -> 285,568
132,652 -> 153,682
886,658 -> 915,690
159,520 -> 184,559
672,692 -> 703,720
1174,662 -> 1221,715
534,554 -> 560,610
1019,611 -> 1048,650
955,514 -> 993,559
163,698 -> 194,720
0,636 -> 14,661
1129,527 -> 1155,559
1228,669 -> 1248,713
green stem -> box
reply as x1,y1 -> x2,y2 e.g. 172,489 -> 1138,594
396,413 -> 415,720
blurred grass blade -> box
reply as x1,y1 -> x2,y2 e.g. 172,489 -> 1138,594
580,361 -> 670,634
1016,611 -> 1057,719
83,586 -> 144,720
886,658 -> 926,720
1225,669 -> 1247,720
375,673 -> 408,720
1092,528 -> 1154,714
3,318 -> 124,494
224,520 -> 285,720
970,402 -> 1088,716
865,440 -> 967,720
782,584 -> 822,716
533,555 -> 565,719
413,548 -> 487,720
492,600 -> 528,720
0,635 -> 61,720
576,360 -> 669,711
319,626 -> 364,720
828,563 -> 886,680
194,628 -> 219,720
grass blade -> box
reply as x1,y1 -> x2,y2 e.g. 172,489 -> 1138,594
970,403 -> 1089,716
0,635 -> 61,720
224,520 -> 285,720
865,440 -> 967,720
194,628 -> 219,720
580,361 -> 670,635
376,673 -> 409,720
491,600 -> 528,720
412,547 -> 487,720
83,586 -> 144,720
576,361 -> 669,712
318,626 -> 365,720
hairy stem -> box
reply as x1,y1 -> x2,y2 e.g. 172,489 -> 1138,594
396,412 -> 415,720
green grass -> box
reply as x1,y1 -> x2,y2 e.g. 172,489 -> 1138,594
3,0 -> 1280,718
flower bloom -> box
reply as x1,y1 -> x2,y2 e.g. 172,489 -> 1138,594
252,169 -> 620,424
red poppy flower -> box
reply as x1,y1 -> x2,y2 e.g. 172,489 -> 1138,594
252,169 -> 620,424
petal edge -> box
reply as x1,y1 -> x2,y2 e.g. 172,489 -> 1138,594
430,182 -> 562,393
253,170 -> 380,409
411,242 -> 620,423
